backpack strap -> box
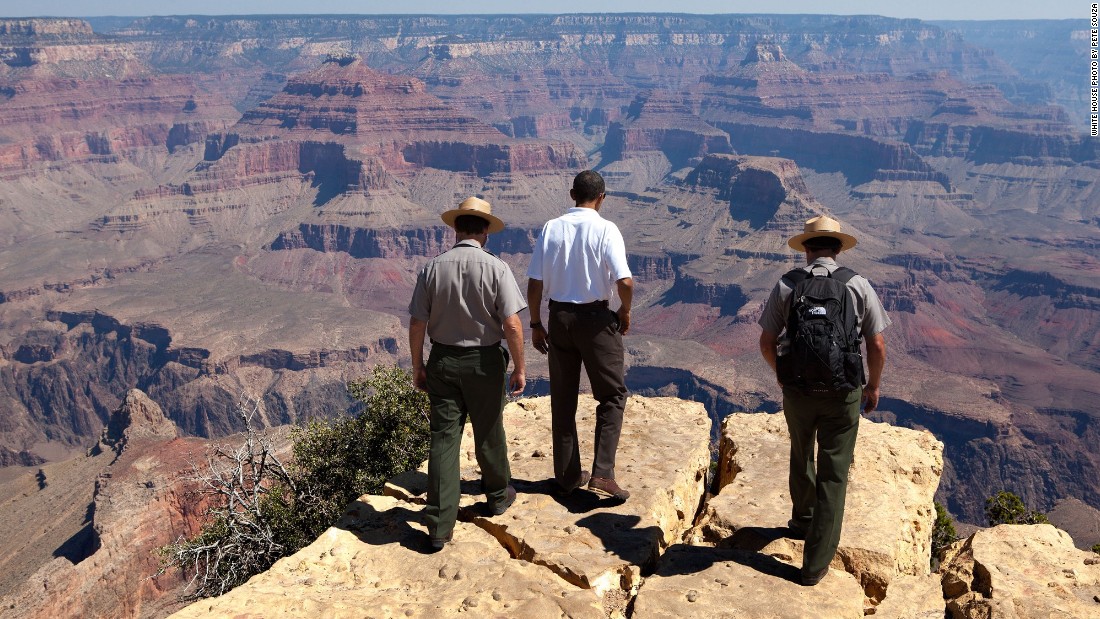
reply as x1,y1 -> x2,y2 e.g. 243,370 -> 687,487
831,266 -> 858,284
781,268 -> 811,287
782,266 -> 859,286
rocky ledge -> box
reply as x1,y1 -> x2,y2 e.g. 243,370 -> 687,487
2,392 -> 1080,619
167,396 -> 972,618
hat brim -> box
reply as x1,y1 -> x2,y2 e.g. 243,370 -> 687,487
440,209 -> 505,234
787,230 -> 858,252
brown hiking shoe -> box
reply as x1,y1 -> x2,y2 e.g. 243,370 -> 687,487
588,476 -> 630,501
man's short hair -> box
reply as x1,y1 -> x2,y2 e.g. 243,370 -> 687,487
572,170 -> 605,204
454,214 -> 490,235
802,236 -> 843,252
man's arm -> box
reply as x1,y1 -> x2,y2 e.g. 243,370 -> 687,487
527,278 -> 548,355
759,329 -> 779,374
615,277 -> 633,335
502,313 -> 526,396
409,317 -> 428,391
862,332 -> 886,413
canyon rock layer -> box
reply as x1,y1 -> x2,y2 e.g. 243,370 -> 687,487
0,12 -> 1097,545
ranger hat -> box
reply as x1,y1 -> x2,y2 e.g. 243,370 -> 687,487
440,196 -> 505,234
787,215 -> 858,252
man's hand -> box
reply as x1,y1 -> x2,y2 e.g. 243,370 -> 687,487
615,277 -> 633,335
508,369 -> 526,396
862,332 -> 886,414
532,324 -> 548,355
616,306 -> 631,335
409,318 -> 428,392
861,384 -> 880,414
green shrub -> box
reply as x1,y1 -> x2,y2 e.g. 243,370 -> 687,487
984,490 -> 1050,526
1092,543 -> 1100,555
930,501 -> 958,569
159,365 -> 430,600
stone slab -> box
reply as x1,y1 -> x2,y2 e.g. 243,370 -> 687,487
385,395 -> 713,596
700,412 -> 943,601
633,545 -> 865,619
871,573 -> 947,618
169,494 -> 606,619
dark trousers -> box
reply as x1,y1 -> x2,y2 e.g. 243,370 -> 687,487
782,385 -> 862,576
547,302 -> 628,483
424,344 -> 512,540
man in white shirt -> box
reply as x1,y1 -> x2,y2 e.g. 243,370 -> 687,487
527,170 -> 634,501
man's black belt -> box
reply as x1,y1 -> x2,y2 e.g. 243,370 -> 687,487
549,299 -> 609,310
430,340 -> 502,351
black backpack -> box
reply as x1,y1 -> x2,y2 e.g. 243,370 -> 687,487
776,266 -> 865,394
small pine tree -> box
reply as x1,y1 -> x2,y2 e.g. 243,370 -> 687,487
930,501 -> 958,568
984,490 -> 1050,526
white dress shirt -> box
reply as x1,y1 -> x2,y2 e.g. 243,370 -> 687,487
527,207 -> 632,304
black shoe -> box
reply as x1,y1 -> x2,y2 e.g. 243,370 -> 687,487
554,471 -> 591,497
429,531 -> 453,550
801,567 -> 829,586
488,485 -> 517,516
787,518 -> 808,540
588,476 -> 630,501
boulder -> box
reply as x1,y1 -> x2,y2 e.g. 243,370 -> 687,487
697,412 -> 943,605
941,524 -> 1100,619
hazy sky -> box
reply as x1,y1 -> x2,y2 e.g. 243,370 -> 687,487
0,1 -> 1086,21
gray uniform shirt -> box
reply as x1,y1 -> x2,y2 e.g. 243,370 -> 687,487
758,257 -> 891,352
409,239 -> 527,347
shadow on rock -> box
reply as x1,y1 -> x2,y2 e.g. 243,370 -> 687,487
511,476 -> 627,514
721,526 -> 794,551
655,544 -> 801,584
576,512 -> 664,567
336,499 -> 436,555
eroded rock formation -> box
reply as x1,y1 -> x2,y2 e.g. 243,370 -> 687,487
941,524 -> 1100,618
0,389 -> 210,618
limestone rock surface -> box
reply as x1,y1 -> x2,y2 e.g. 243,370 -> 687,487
632,545 -> 866,619
871,574 -> 947,618
699,412 -> 943,603
172,395 -> 711,618
169,495 -> 606,619
941,524 -> 1100,619
385,395 -> 713,597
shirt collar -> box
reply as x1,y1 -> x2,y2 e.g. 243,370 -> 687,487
566,206 -> 601,217
809,257 -> 838,267
454,239 -> 483,249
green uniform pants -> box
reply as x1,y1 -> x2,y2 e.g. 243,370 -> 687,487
424,343 -> 512,540
782,385 -> 862,577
